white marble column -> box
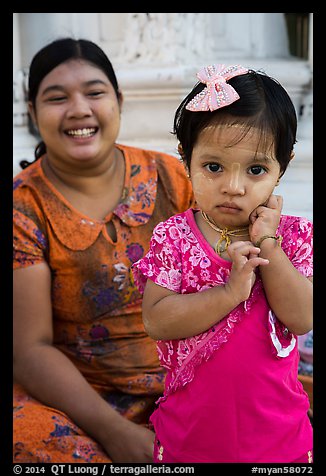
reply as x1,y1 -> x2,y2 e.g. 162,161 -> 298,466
13,13 -> 38,176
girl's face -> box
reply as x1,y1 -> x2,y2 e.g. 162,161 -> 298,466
190,125 -> 281,228
29,59 -> 122,169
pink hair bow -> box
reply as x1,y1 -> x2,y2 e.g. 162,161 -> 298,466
186,64 -> 248,112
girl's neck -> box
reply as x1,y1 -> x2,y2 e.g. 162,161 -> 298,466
200,210 -> 249,234
198,210 -> 250,257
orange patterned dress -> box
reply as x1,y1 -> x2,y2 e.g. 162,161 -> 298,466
13,143 -> 194,463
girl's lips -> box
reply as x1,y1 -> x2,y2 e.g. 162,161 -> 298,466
218,206 -> 241,214
217,203 -> 242,214
219,201 -> 241,209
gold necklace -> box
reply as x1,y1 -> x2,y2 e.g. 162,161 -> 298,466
201,210 -> 249,255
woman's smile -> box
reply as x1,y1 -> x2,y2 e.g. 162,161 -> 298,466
64,127 -> 99,139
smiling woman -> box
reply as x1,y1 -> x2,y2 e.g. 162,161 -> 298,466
28,59 -> 122,171
13,37 -> 194,463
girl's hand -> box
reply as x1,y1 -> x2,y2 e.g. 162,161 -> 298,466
249,194 -> 283,245
225,241 -> 269,304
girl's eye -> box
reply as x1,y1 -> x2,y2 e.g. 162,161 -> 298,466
248,165 -> 267,176
205,163 -> 222,173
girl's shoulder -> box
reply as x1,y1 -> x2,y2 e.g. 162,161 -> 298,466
152,209 -> 193,236
278,214 -> 313,239
278,215 -> 313,275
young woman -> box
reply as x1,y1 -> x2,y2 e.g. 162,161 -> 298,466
13,37 -> 193,463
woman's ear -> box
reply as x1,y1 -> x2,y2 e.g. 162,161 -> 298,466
28,101 -> 37,126
117,91 -> 124,112
177,143 -> 185,158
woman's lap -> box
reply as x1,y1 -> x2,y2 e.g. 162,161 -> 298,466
13,383 -> 110,463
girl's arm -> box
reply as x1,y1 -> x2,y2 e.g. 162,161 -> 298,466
257,240 -> 312,335
14,264 -> 155,463
249,194 -> 313,335
142,241 -> 269,340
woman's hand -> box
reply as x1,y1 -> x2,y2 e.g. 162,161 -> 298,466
101,417 -> 155,463
249,194 -> 283,245
225,241 -> 269,304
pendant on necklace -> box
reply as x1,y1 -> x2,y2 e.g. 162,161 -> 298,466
214,240 -> 227,255
214,234 -> 231,255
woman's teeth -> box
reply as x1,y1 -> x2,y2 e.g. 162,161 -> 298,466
66,128 -> 96,137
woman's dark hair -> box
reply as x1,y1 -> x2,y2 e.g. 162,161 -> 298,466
173,69 -> 297,177
20,37 -> 120,169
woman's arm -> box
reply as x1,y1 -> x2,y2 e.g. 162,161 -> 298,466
13,264 -> 155,463
142,241 -> 269,340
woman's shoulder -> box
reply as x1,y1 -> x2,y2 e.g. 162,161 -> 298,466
117,142 -> 180,161
117,143 -> 188,178
117,143 -> 193,213
13,159 -> 48,214
13,159 -> 43,192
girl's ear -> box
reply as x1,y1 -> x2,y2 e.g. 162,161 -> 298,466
177,144 -> 190,178
290,150 -> 295,161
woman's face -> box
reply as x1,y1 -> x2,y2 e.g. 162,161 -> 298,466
190,125 -> 281,228
30,59 -> 122,169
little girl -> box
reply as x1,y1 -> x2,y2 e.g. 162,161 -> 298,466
132,64 -> 313,463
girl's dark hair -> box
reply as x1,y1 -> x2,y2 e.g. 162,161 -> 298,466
20,37 -> 120,169
173,69 -> 297,177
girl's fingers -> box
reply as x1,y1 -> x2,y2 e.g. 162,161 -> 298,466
244,257 -> 269,269
266,194 -> 283,211
227,241 -> 260,258
227,241 -> 269,270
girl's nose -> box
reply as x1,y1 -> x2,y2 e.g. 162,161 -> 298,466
222,164 -> 245,195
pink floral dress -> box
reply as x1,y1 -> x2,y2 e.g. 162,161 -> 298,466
132,208 -> 313,463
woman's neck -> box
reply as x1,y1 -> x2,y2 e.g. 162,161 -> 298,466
43,147 -> 124,197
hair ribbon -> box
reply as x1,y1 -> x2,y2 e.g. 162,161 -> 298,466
186,64 -> 248,112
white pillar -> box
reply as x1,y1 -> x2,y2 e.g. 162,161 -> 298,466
13,13 -> 38,177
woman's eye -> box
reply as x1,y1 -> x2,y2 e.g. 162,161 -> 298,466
47,96 -> 66,102
205,163 -> 221,173
88,91 -> 104,97
249,165 -> 267,176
